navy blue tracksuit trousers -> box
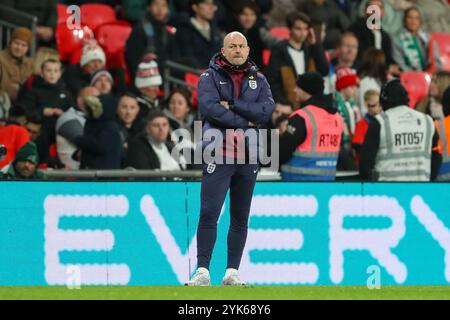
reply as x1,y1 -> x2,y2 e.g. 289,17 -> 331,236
197,162 -> 259,270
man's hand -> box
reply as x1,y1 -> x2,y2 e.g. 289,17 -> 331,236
220,101 -> 229,109
36,26 -> 54,42
307,28 -> 317,45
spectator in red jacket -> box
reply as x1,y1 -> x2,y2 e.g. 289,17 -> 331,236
0,107 -> 30,169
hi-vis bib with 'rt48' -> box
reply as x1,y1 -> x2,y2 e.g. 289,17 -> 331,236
281,105 -> 344,181
375,106 -> 434,181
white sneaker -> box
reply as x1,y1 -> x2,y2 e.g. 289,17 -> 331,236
222,268 -> 246,286
185,267 -> 211,286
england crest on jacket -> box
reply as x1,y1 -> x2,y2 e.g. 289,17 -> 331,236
249,76 -> 257,90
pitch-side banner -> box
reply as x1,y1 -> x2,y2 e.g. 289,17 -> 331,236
0,182 -> 449,286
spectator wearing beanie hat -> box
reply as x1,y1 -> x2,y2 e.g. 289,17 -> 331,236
279,72 -> 344,180
0,27 -> 34,102
0,141 -> 45,180
63,40 -> 107,97
334,68 -> 361,161
134,59 -> 163,124
90,70 -> 114,95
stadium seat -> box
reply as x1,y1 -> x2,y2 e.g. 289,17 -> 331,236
430,33 -> 450,71
400,71 -> 431,108
55,23 -> 94,63
185,72 -> 201,108
270,27 -> 290,40
262,49 -> 271,66
80,4 -> 117,32
57,4 -> 69,25
96,23 -> 132,69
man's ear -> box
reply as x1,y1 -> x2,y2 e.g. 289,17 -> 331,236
221,47 -> 225,57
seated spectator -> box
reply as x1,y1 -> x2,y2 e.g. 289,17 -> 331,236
266,12 -> 329,107
90,70 -> 114,95
349,0 -> 400,76
299,0 -> 351,50
0,107 -> 30,169
393,7 -> 442,72
56,86 -> 100,170
63,40 -> 107,97
74,94 -> 122,169
416,71 -> 450,120
224,2 -> 279,70
163,88 -> 196,138
116,92 -> 142,161
0,142 -> 45,180
357,49 -> 387,116
264,0 -> 298,28
18,59 -> 73,165
326,32 -> 358,94
134,60 -> 164,120
215,0 -> 273,31
125,0 -> 180,79
124,111 -> 184,170
17,47 -> 60,101
3,0 -> 57,47
0,28 -> 33,102
334,68 -> 360,171
352,89 -> 382,164
334,68 -> 361,163
24,112 -> 43,157
175,0 -> 223,69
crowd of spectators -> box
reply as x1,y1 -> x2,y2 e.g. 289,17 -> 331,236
1,0 -> 450,180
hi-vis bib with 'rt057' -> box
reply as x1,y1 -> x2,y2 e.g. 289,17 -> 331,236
375,106 -> 434,181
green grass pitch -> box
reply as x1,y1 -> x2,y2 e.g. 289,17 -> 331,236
1,286 -> 450,300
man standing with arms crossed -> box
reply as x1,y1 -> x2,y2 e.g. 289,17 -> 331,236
185,32 -> 275,286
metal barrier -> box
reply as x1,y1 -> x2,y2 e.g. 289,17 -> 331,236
163,60 -> 202,99
42,168 -> 359,181
0,5 -> 38,56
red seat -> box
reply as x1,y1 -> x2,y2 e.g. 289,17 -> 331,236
96,23 -> 132,69
57,4 -> 69,25
185,72 -> 201,108
270,27 -> 290,40
430,33 -> 450,71
262,49 -> 271,66
400,71 -> 431,108
80,4 -> 117,32
55,23 -> 94,63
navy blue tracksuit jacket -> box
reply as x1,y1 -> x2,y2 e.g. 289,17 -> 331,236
195,53 -> 275,271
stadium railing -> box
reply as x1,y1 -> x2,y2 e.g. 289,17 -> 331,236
0,5 -> 38,56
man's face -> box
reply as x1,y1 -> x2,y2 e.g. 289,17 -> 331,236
149,0 -> 169,22
366,95 -> 382,116
26,122 -> 42,141
10,39 -> 29,59
338,36 -> 358,65
82,59 -> 105,75
146,116 -> 170,144
140,86 -> 159,100
193,0 -> 217,21
290,20 -> 309,44
15,161 -> 36,178
42,62 -> 61,85
221,34 -> 250,66
117,96 -> 140,126
93,75 -> 112,94
272,103 -> 293,124
238,7 -> 257,31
